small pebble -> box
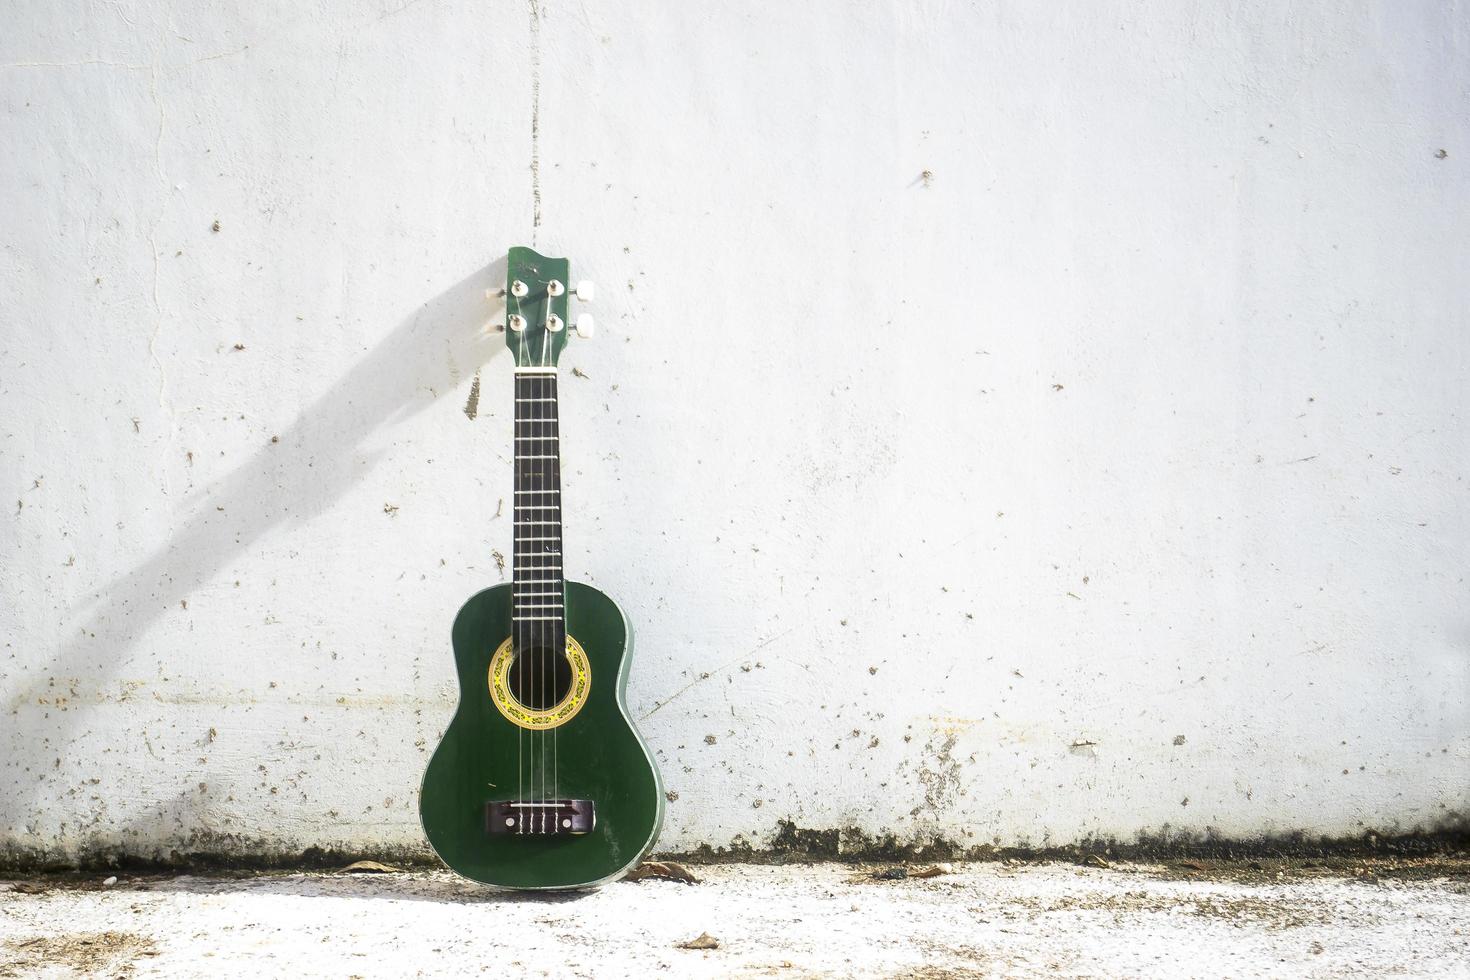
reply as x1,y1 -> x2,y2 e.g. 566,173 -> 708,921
103,876 -> 118,887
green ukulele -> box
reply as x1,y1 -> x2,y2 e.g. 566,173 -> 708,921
419,247 -> 664,889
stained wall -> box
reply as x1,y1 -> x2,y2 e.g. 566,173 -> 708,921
2,0 -> 1466,861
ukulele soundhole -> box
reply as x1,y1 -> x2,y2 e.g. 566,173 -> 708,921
487,635 -> 592,730
508,645 -> 574,711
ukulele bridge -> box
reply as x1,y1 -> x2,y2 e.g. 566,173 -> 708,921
485,799 -> 596,836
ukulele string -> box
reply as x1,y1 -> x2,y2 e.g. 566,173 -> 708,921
538,358 -> 543,828
538,367 -> 543,828
548,332 -> 559,825
545,369 -> 555,819
514,291 -> 526,831
546,364 -> 555,816
538,371 -> 543,834
539,298 -> 552,830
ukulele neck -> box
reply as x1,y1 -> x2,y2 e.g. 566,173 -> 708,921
512,368 -> 566,647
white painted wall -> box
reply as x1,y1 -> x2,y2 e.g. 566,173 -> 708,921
2,0 -> 1467,862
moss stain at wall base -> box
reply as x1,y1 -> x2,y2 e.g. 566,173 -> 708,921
663,818 -> 1470,865
5,817 -> 1466,875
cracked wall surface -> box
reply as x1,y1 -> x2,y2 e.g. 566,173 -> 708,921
1,0 -> 1467,864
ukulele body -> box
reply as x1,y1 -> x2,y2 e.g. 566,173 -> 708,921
419,581 -> 664,889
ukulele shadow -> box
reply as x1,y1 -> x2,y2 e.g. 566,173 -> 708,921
133,871 -> 601,905
11,257 -> 508,833
101,787 -> 598,905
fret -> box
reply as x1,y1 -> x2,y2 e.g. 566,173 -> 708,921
514,489 -> 560,495
514,398 -> 558,403
513,615 -> 563,621
515,455 -> 560,460
514,520 -> 558,525
515,536 -> 561,542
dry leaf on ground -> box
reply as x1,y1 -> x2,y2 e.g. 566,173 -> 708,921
625,861 -> 700,884
910,864 -> 953,879
677,932 -> 720,950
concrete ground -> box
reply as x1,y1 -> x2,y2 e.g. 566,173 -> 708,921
1,860 -> 1466,978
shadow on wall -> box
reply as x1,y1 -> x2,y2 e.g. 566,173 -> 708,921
12,257 -> 510,843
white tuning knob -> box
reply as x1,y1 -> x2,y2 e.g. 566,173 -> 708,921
573,280 -> 595,303
574,313 -> 595,339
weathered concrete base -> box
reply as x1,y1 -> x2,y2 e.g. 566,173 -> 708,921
3,861 -> 1467,978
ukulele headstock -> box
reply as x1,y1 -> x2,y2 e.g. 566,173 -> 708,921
504,246 -> 595,368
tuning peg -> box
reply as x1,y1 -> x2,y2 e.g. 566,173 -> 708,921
573,281 -> 595,303
574,313 -> 595,339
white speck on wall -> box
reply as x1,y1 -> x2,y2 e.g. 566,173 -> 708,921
0,0 -> 1466,863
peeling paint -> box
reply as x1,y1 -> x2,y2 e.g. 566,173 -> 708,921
462,372 -> 480,420
527,0 -> 542,237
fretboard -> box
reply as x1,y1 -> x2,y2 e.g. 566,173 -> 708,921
512,370 -> 566,653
